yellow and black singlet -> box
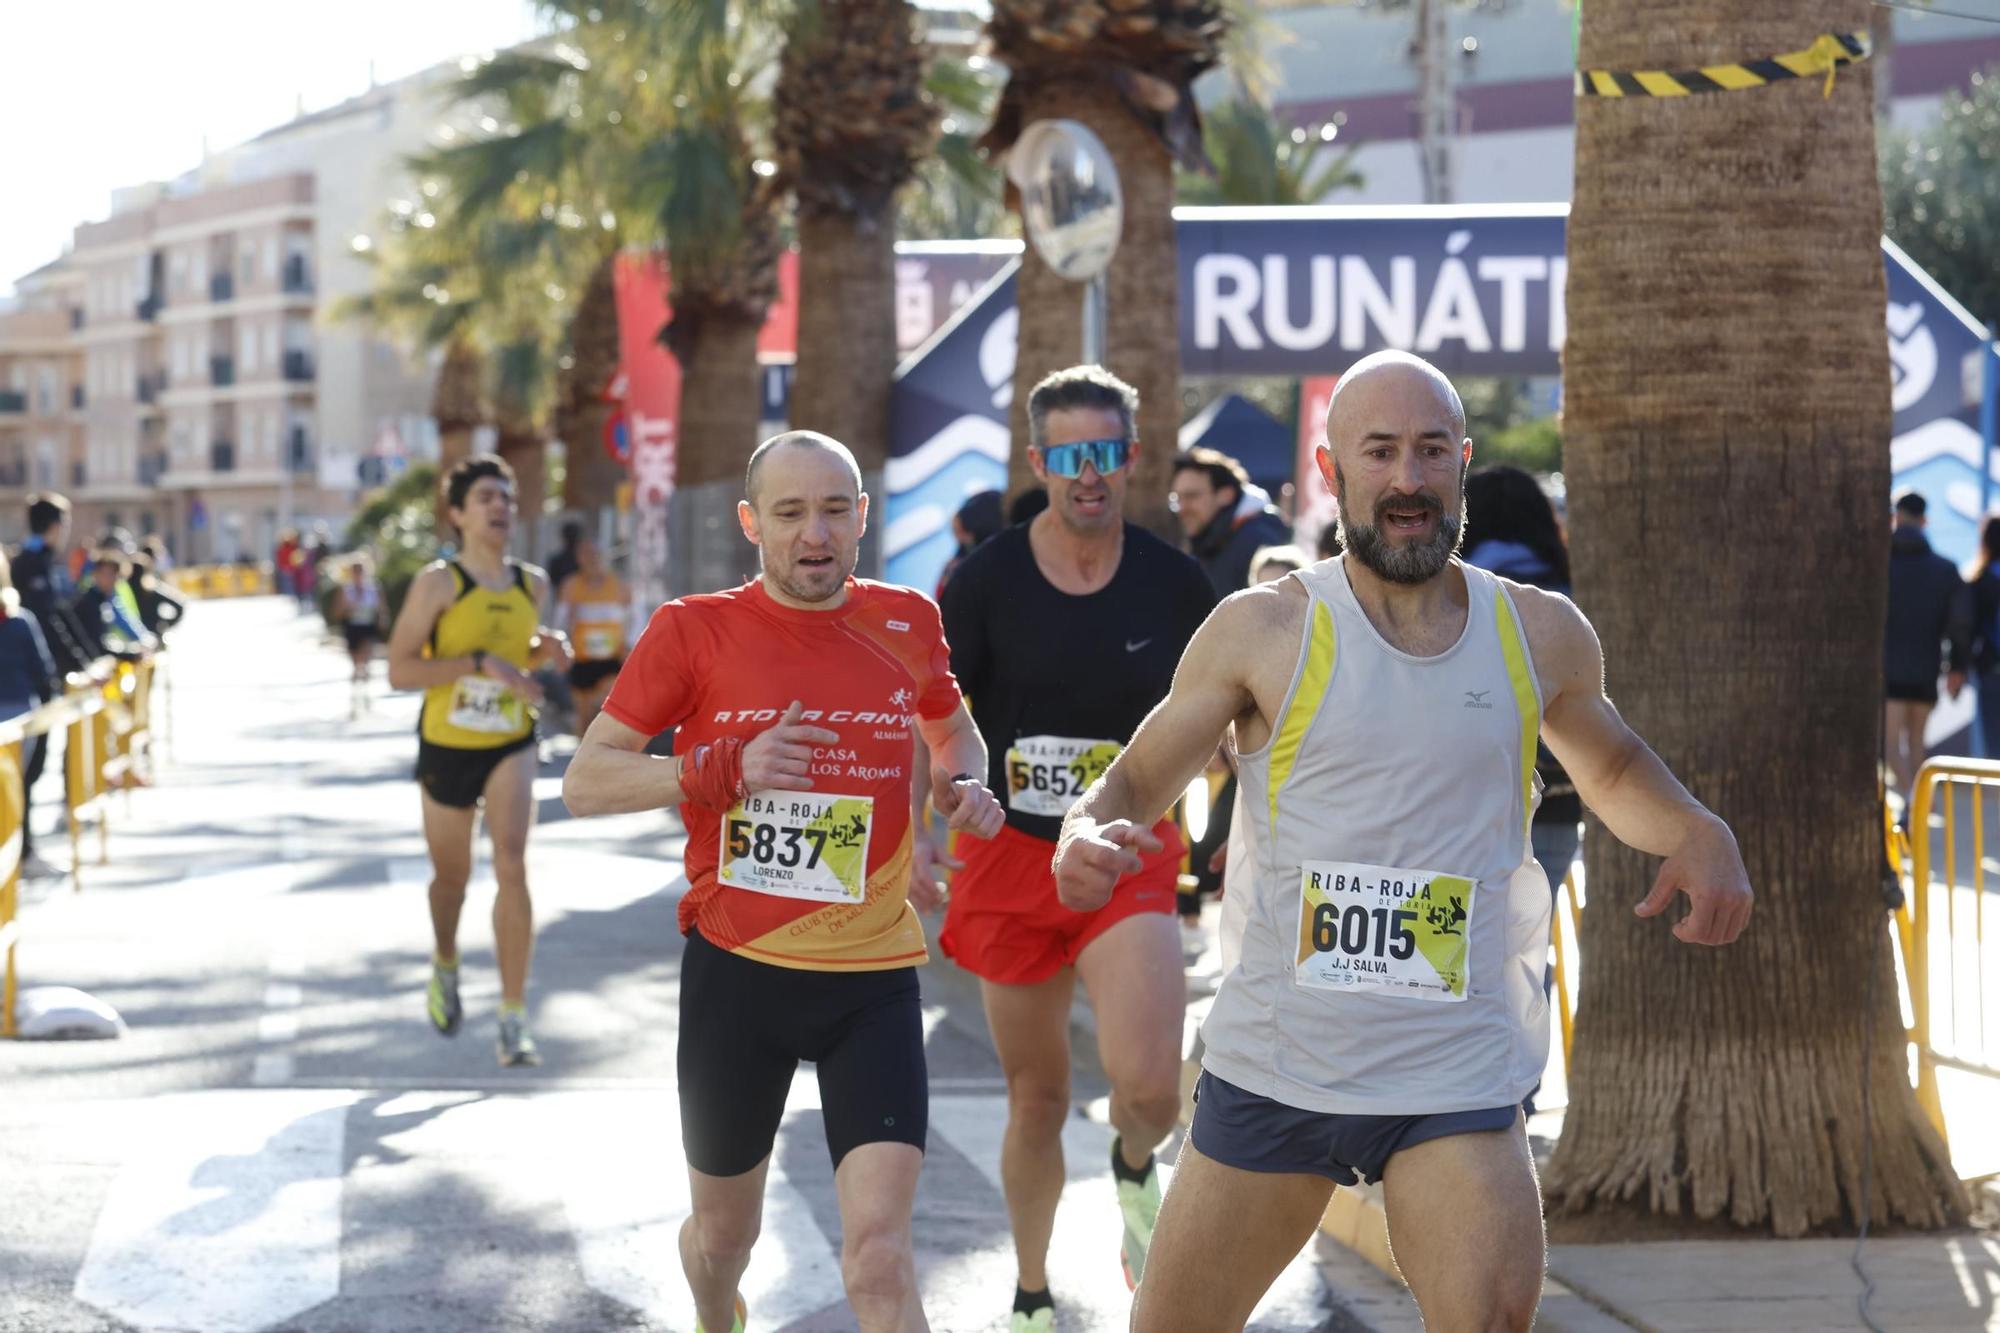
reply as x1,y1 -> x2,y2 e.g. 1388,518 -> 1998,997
419,560 -> 540,750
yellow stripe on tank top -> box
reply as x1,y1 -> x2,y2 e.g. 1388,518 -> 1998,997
1268,599 -> 1338,828
1493,591 -> 1540,837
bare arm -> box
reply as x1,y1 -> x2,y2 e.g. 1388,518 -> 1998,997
1055,595 -> 1259,911
563,711 -> 685,816
1523,586 -> 1752,946
524,568 -> 571,669
906,705 -> 1004,909
385,565 -> 478,691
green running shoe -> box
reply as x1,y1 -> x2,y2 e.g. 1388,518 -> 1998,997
1010,1305 -> 1055,1332
1114,1142 -> 1161,1290
696,1293 -> 747,1332
426,960 -> 462,1036
496,1009 -> 540,1067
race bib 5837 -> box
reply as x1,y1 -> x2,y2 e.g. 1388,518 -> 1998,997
1005,735 -> 1121,818
1295,859 -> 1476,1001
718,790 -> 873,903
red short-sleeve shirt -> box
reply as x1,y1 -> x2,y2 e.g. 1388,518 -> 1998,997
605,578 -> 961,971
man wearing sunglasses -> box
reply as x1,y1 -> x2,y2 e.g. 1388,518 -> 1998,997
938,365 -> 1216,1330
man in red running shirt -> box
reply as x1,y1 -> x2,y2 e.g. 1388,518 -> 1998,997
564,431 -> 1004,1333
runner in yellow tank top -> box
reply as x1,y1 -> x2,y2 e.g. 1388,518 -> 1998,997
386,454 -> 572,1067
555,537 -> 628,733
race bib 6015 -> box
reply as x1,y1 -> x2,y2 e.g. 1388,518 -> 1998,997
1295,859 -> 1476,1001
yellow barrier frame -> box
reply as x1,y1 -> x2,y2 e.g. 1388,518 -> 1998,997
1906,757 -> 2000,1150
0,656 -> 161,1038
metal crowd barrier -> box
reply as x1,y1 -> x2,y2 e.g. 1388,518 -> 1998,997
1903,757 -> 2000,1150
165,564 -> 272,598
0,655 -> 162,1038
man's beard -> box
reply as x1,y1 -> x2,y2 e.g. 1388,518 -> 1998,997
765,550 -> 852,603
1334,461 -> 1465,586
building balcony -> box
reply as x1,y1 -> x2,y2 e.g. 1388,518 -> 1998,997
139,451 -> 169,487
0,391 -> 23,414
282,257 -> 313,295
282,350 -> 315,382
71,384 -> 85,410
288,427 -> 314,473
0,461 -> 24,488
211,439 -> 236,472
69,307 -> 84,332
71,460 -> 86,489
210,356 -> 234,388
136,294 -> 161,322
137,374 -> 158,405
209,272 -> 234,303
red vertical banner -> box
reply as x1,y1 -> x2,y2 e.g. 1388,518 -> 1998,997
613,252 -> 683,505
1296,375 -> 1340,540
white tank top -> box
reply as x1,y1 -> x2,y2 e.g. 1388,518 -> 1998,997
346,579 -> 381,623
1200,558 -> 1552,1115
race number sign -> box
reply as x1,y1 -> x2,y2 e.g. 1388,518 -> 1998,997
719,790 -> 874,903
1295,860 -> 1476,1001
1005,735 -> 1121,818
447,675 -> 527,735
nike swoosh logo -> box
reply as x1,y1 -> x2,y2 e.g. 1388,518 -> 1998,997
1126,639 -> 1152,652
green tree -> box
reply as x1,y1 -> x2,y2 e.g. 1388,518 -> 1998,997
344,462 -> 440,623
1176,97 -> 1362,205
1881,66 -> 2000,330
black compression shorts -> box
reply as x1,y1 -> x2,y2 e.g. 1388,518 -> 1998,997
414,732 -> 536,809
678,927 -> 927,1177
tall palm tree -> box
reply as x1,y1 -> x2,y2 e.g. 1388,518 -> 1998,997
1549,0 -> 1966,1235
771,0 -> 938,473
979,0 -> 1230,533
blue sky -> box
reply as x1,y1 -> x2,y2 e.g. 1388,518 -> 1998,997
1,0 -> 543,295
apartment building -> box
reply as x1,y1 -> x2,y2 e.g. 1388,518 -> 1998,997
5,64 -> 462,563
0,260 -> 87,544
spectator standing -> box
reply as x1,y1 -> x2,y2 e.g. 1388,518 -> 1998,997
1969,516 -> 2000,758
0,550 -> 59,877
1462,466 -> 1582,896
275,530 -> 300,601
935,489 -> 1004,600
1885,491 -> 1969,811
73,552 -> 151,662
128,552 -> 186,639
1170,447 -> 1292,598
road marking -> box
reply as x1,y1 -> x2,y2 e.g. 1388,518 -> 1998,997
72,1089 -> 356,1333
252,951 -> 305,1087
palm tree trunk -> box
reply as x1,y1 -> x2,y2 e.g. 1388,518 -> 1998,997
495,428 -> 545,562
430,338 -> 483,532
674,310 -> 766,490
791,212 -> 897,470
562,254 -> 627,513
1005,81 -> 1182,540
1548,0 -> 1966,1236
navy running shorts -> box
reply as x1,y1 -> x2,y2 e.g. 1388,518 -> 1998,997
677,927 -> 927,1177
1188,1070 -> 1518,1186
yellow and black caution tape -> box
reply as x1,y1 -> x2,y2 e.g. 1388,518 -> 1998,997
1576,31 -> 1870,99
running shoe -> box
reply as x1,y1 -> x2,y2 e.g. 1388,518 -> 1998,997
426,960 -> 462,1037
496,1010 -> 541,1067
696,1293 -> 747,1333
1114,1142 -> 1162,1290
1010,1307 -> 1054,1333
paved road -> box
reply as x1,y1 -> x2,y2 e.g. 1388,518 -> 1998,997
0,597 -> 1382,1333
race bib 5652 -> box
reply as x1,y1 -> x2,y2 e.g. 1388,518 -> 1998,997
1005,735 -> 1121,818
718,790 -> 873,903
1295,859 -> 1476,1001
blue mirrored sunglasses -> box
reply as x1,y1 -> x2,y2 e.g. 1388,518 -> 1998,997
1039,437 -> 1131,478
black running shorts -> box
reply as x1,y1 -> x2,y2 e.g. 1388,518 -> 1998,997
414,733 -> 536,809
569,657 -> 623,692
678,927 -> 927,1177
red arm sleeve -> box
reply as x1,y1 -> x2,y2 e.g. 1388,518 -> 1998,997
602,603 -> 700,735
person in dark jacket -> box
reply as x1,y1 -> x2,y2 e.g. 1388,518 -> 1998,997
72,552 -> 151,663
0,550 -> 59,876
13,494 -> 91,676
1885,491 -> 1970,809
1171,447 -> 1293,598
1968,517 -> 2000,759
934,490 -> 1004,600
127,552 -> 186,638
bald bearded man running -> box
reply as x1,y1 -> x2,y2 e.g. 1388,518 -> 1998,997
1054,351 -> 1752,1332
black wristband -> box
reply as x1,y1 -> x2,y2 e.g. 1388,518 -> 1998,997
470,649 -> 487,673
951,772 -> 975,784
